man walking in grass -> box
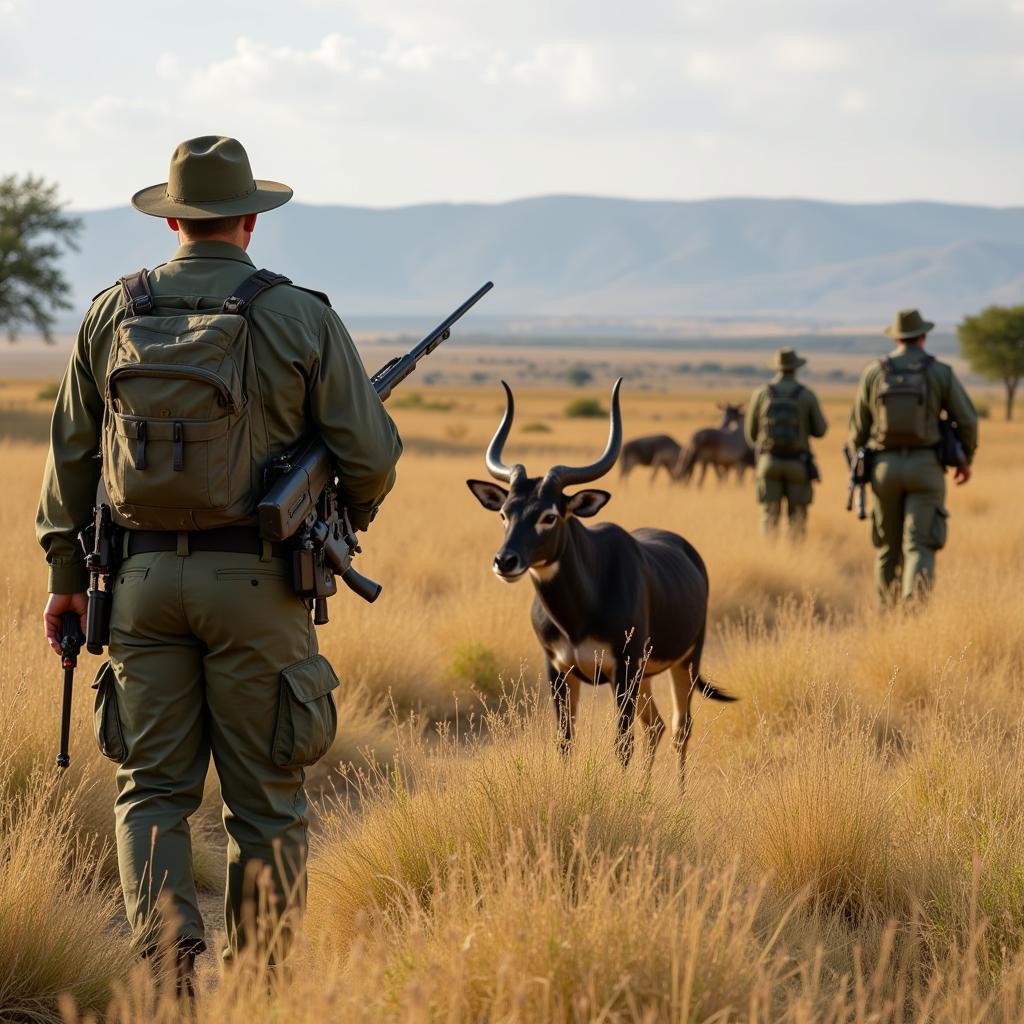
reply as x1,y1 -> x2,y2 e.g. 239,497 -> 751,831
36,136 -> 402,987
745,348 -> 828,540
848,309 -> 977,603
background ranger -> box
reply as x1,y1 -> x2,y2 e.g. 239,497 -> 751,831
848,308 -> 978,603
745,348 -> 828,539
36,137 -> 402,981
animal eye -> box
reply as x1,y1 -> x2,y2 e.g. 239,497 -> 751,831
539,513 -> 558,526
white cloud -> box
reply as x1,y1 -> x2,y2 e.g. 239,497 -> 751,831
770,33 -> 849,73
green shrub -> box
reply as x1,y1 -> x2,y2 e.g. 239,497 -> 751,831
391,392 -> 455,412
566,364 -> 593,387
37,382 -> 60,401
449,641 -> 500,694
521,422 -> 552,433
564,398 -> 606,419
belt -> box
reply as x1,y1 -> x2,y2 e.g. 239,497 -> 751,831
125,527 -> 289,559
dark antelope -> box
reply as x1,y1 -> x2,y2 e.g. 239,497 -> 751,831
675,403 -> 754,485
619,434 -> 683,483
467,380 -> 736,782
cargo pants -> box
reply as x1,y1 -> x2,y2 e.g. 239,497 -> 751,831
869,449 -> 948,602
92,545 -> 339,958
756,454 -> 813,539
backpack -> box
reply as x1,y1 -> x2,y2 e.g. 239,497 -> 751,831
101,267 -> 289,531
874,354 -> 934,448
762,383 -> 804,454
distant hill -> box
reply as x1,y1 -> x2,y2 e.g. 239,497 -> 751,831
61,196 -> 1024,328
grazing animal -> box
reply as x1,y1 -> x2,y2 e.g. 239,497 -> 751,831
619,434 -> 683,482
466,379 -> 736,783
674,403 -> 754,485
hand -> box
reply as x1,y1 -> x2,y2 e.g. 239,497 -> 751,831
44,592 -> 87,655
954,464 -> 972,486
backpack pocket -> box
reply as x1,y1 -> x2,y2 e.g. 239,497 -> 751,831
103,314 -> 255,528
272,655 -> 340,768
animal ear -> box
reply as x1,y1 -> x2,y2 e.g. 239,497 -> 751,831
466,479 -> 508,511
565,489 -> 611,518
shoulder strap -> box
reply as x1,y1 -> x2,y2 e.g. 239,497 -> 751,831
222,269 -> 292,315
879,356 -> 893,373
118,269 -> 154,316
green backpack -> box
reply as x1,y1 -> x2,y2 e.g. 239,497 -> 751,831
762,383 -> 804,453
101,268 -> 288,531
875,355 -> 934,448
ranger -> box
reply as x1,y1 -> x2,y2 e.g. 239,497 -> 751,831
849,308 -> 977,602
36,137 -> 402,983
745,348 -> 828,539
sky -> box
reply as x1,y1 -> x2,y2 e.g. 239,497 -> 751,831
2,0 -> 1023,211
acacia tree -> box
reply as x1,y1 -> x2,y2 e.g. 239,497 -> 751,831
0,175 -> 81,342
958,305 -> 1024,421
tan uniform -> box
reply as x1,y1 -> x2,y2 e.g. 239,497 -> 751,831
36,240 -> 402,957
849,345 -> 977,601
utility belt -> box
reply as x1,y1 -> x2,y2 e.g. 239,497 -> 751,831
760,448 -> 820,482
122,526 -> 289,560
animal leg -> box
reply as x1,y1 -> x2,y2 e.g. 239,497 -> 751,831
636,674 -> 666,772
697,461 -> 708,487
548,660 -> 579,756
668,662 -> 696,789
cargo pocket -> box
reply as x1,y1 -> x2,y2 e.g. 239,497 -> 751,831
272,655 -> 340,768
870,507 -> 884,549
92,661 -> 127,763
929,507 -> 949,550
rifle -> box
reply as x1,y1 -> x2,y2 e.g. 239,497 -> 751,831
843,444 -> 871,520
78,492 -> 121,655
259,281 -> 494,623
56,612 -> 85,769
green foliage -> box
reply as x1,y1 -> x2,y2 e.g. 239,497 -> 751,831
564,397 -> 606,418
959,305 -> 1024,420
521,421 -> 552,433
391,392 -> 455,412
449,641 -> 500,694
0,175 -> 81,342
566,363 -> 594,388
37,382 -> 59,401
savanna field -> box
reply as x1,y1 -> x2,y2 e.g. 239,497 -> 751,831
2,367 -> 1024,1023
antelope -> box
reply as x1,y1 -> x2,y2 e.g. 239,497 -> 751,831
619,434 -> 683,483
674,403 -> 754,485
466,380 -> 736,783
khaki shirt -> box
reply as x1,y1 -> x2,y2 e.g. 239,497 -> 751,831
745,373 -> 828,453
37,240 -> 403,593
848,345 -> 978,460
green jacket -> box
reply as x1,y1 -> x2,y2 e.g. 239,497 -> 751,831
37,241 -> 403,593
745,373 -> 828,453
848,345 -> 978,460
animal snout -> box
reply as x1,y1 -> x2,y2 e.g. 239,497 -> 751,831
493,550 -> 525,579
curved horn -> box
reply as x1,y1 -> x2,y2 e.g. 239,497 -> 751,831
485,380 -> 523,483
549,378 -> 623,487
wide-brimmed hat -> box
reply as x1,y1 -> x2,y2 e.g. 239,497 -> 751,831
884,308 -> 934,340
131,136 -> 292,219
773,347 -> 806,371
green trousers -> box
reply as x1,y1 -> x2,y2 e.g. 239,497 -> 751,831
94,547 -> 339,958
756,454 -> 813,539
869,449 -> 948,602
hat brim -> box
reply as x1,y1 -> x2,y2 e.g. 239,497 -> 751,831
774,357 -> 806,370
131,179 -> 293,219
884,321 -> 934,339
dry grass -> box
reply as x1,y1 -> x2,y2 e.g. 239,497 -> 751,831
0,376 -> 1022,1021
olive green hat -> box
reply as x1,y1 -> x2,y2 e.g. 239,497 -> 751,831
131,136 -> 292,219
884,308 -> 934,339
773,347 -> 806,371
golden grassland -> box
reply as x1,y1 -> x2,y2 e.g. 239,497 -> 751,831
2,373 -> 1023,1022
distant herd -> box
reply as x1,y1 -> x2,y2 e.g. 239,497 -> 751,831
619,403 -> 755,485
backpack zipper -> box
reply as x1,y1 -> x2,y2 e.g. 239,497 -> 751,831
108,364 -> 239,412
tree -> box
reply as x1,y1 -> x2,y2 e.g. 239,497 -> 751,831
566,363 -> 593,388
0,175 -> 81,342
958,305 -> 1024,421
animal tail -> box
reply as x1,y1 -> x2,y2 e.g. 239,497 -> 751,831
689,619 -> 738,702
